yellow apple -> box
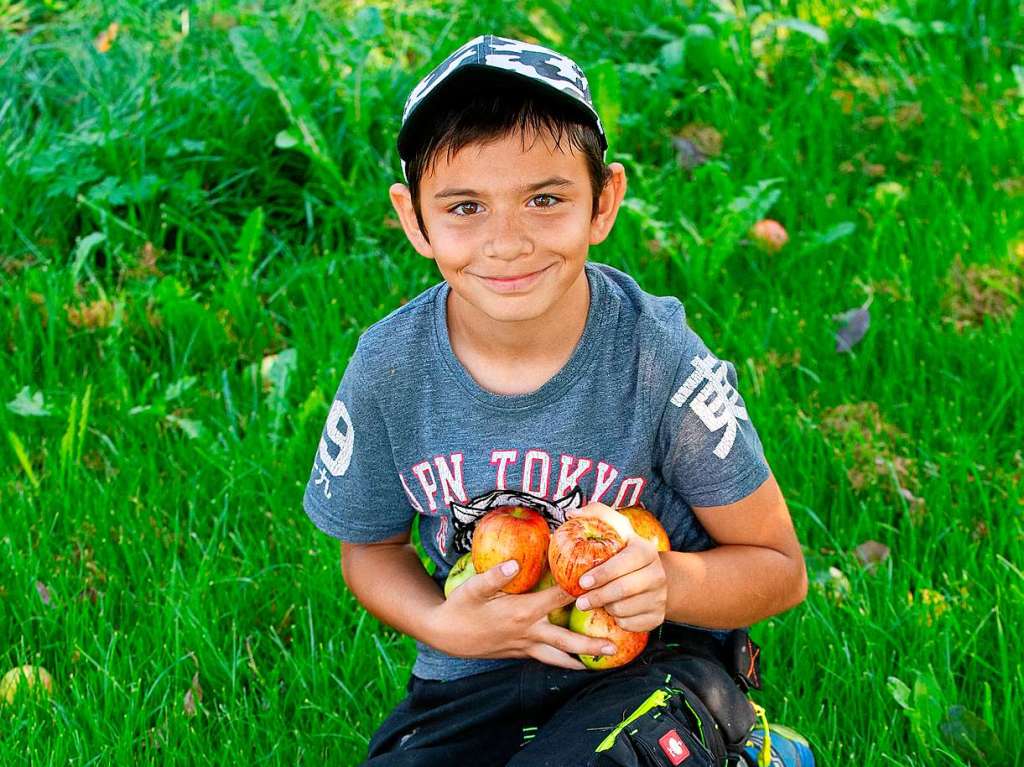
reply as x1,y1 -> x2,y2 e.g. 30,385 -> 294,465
0,665 -> 54,705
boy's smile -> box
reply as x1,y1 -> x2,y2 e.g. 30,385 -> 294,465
390,127 -> 626,365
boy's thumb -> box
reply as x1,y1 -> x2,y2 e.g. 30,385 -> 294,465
475,559 -> 519,596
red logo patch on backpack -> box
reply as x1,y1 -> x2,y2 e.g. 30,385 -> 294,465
657,729 -> 690,764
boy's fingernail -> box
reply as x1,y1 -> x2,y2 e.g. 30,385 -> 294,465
501,561 -> 519,576
580,575 -> 594,588
577,597 -> 591,611
603,645 -> 616,655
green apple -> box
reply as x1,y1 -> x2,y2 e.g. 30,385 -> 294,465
443,552 -> 477,598
532,569 -> 572,627
569,606 -> 648,670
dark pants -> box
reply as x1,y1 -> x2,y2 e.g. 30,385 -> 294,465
363,625 -> 757,766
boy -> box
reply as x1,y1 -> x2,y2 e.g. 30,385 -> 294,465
303,34 -> 815,766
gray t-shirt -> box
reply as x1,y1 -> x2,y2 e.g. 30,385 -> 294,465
302,260 -> 770,681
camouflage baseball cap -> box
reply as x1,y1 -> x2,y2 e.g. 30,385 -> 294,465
396,34 -> 608,182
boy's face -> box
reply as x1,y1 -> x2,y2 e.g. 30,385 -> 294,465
390,127 -> 626,326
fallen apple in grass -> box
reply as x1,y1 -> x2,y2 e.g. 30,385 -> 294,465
749,219 -> 789,253
531,568 -> 572,627
569,606 -> 648,670
548,515 -> 628,597
0,665 -> 53,705
618,506 -> 670,552
444,552 -> 477,598
472,506 -> 550,594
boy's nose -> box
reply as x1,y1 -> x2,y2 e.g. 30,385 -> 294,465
482,212 -> 535,260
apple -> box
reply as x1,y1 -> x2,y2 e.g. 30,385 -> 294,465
618,506 -> 670,552
472,506 -> 550,594
548,516 -> 627,597
532,568 -> 572,627
0,665 -> 54,705
444,552 -> 477,598
749,219 -> 789,253
569,606 -> 648,670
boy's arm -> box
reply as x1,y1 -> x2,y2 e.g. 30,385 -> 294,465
660,471 -> 807,628
340,531 -> 445,643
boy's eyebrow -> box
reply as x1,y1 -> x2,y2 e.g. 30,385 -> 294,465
433,176 -> 574,199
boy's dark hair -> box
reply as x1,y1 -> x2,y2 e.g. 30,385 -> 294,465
403,73 -> 612,242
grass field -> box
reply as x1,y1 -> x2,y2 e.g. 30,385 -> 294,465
2,0 -> 1022,763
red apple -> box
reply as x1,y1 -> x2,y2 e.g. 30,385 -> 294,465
548,516 -> 627,597
749,219 -> 789,253
443,552 -> 477,598
618,506 -> 670,552
532,568 -> 572,627
472,506 -> 550,594
569,606 -> 648,670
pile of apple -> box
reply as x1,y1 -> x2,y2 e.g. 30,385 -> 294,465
444,504 -> 669,670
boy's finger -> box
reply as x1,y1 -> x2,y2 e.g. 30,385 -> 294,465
575,568 -> 649,612
530,643 -> 587,671
576,539 -> 653,593
527,583 -> 577,614
536,623 -> 618,660
466,559 -> 519,599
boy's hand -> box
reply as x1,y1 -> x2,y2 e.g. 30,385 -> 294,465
429,559 -> 621,671
566,503 -> 668,633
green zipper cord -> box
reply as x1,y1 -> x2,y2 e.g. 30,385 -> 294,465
749,702 -> 772,767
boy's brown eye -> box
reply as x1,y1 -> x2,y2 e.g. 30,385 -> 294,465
450,202 -> 480,216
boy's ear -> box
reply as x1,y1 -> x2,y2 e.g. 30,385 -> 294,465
588,162 -> 628,246
389,183 -> 435,260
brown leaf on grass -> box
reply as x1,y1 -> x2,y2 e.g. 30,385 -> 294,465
896,485 -> 926,521
382,216 -> 402,229
820,402 -> 904,442
854,540 -> 891,572
210,13 -> 238,30
66,298 -> 114,329
94,22 -> 120,54
870,279 -> 909,301
246,637 -> 263,681
838,150 -> 886,178
863,162 -> 886,178
830,89 -> 854,115
125,242 -> 163,280
836,62 -> 899,99
28,292 -> 48,329
941,253 -> 1022,332
2,255 -> 37,274
818,402 -> 924,510
994,177 -> 1024,197
35,580 -> 52,607
894,102 -> 924,129
183,671 -> 203,718
144,298 -> 163,330
76,586 -> 100,604
676,123 -> 723,159
275,603 -> 296,646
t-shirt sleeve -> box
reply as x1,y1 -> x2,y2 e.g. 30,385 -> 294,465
301,341 -> 415,543
650,311 -> 770,508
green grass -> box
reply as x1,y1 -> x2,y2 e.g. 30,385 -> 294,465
1,0 -> 1022,763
